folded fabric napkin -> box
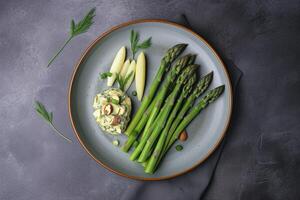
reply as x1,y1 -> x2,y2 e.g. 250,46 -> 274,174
120,15 -> 243,200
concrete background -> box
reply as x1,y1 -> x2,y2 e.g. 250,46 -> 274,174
0,0 -> 299,199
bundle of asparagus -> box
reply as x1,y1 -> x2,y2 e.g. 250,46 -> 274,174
122,44 -> 225,173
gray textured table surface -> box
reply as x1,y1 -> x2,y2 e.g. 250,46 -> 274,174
1,0 -> 300,199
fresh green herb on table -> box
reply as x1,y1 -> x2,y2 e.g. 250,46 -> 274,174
35,8 -> 95,142
130,30 -> 152,59
34,101 -> 72,143
46,8 -> 96,68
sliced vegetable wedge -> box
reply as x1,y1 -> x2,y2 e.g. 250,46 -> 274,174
120,59 -> 130,78
124,60 -> 136,91
107,46 -> 126,86
135,52 -> 146,101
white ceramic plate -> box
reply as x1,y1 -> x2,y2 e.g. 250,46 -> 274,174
69,20 -> 232,180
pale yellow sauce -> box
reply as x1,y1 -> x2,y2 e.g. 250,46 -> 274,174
93,88 -> 131,135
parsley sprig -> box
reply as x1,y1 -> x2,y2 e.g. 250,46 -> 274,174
116,72 -> 134,91
47,8 -> 96,68
35,101 -> 72,143
100,72 -> 112,79
130,30 -> 152,59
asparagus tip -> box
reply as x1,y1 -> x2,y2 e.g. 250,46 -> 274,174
207,71 -> 214,79
188,54 -> 197,64
175,43 -> 188,49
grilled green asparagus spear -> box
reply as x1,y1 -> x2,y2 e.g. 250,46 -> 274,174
150,72 -> 213,168
154,85 -> 225,171
140,54 -> 196,139
129,95 -> 171,160
139,55 -> 195,140
129,65 -> 197,161
121,99 -> 156,152
137,65 -> 198,162
123,93 -> 171,152
137,55 -> 192,138
144,74 -> 196,173
122,54 -> 194,152
168,85 -> 225,149
125,44 -> 187,136
163,72 -> 213,154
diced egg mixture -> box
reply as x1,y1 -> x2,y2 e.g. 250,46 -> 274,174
93,88 -> 131,135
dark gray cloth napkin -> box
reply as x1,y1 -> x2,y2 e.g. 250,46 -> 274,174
121,15 -> 243,200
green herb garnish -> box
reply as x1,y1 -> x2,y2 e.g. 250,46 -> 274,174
34,101 -> 72,143
116,72 -> 134,91
111,98 -> 119,105
175,145 -> 183,151
100,72 -> 112,79
120,95 -> 126,102
130,30 -> 152,59
46,8 -> 96,68
132,90 -> 137,96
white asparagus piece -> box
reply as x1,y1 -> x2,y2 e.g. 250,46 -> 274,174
135,52 -> 146,101
124,60 -> 136,92
120,59 -> 131,78
107,46 -> 126,86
